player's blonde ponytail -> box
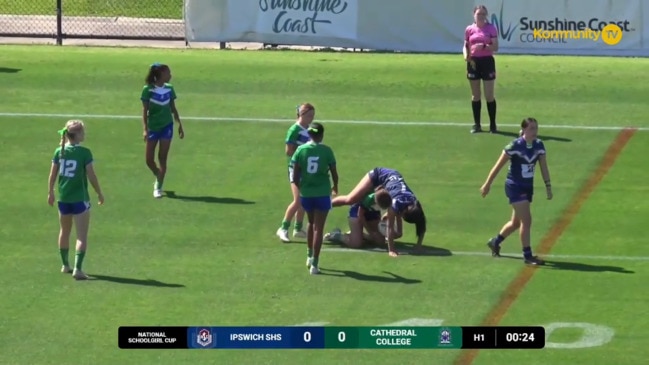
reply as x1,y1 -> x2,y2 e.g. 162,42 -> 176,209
57,119 -> 85,159
58,128 -> 67,159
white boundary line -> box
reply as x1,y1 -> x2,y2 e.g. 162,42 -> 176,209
0,112 -> 646,131
323,247 -> 649,261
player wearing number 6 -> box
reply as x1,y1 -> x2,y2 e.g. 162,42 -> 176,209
290,123 -> 338,275
47,120 -> 104,280
480,118 -> 552,265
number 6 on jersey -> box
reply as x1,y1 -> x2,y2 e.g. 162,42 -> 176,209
307,156 -> 320,174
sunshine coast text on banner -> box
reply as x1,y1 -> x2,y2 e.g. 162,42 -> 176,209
183,0 -> 649,56
479,0 -> 643,54
118,326 -> 545,349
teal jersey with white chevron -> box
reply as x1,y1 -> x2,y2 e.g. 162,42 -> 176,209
141,83 -> 176,131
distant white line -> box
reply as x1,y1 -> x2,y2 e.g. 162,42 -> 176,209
0,112 -> 646,131
323,247 -> 649,261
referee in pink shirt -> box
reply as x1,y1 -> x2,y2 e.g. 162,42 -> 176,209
463,5 -> 499,134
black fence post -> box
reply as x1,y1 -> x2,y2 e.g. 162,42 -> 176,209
56,0 -> 62,45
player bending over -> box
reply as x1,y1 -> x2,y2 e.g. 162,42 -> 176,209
332,167 -> 426,256
325,190 -> 402,248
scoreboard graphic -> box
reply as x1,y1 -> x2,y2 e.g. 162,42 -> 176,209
118,326 -> 545,349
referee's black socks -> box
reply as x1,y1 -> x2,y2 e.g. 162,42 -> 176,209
487,100 -> 497,130
471,100 -> 481,127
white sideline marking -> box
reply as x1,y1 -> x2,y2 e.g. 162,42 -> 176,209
323,247 -> 649,261
293,322 -> 330,327
0,112 -> 646,131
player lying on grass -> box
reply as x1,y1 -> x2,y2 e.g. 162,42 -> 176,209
332,167 -> 426,257
324,190 -> 402,248
480,117 -> 552,265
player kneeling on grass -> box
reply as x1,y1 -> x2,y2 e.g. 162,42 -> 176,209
325,190 -> 402,248
332,167 -> 426,257
47,120 -> 104,280
290,123 -> 338,275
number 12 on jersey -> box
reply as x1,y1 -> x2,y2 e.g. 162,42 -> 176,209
58,159 -> 77,178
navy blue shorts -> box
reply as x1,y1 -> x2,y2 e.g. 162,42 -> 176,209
505,183 -> 533,204
58,201 -> 90,215
349,204 -> 381,221
300,196 -> 332,212
147,123 -> 173,141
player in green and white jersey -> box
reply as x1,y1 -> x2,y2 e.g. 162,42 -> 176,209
290,122 -> 338,274
47,120 -> 104,280
324,190 -> 400,248
141,63 -> 184,198
276,103 -> 314,242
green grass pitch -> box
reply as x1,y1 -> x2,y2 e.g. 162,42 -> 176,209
0,45 -> 648,365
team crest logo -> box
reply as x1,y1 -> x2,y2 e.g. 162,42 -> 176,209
439,328 -> 451,345
197,328 -> 213,347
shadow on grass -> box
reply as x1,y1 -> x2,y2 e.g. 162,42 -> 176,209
0,67 -> 21,73
164,191 -> 255,204
499,255 -> 634,273
318,269 -> 422,284
90,274 -> 186,287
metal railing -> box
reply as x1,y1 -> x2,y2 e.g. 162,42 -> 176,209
0,0 -> 184,44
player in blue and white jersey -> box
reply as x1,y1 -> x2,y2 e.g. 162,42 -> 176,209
480,117 -> 553,265
332,167 -> 426,257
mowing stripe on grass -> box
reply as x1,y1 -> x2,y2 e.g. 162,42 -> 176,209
454,127 -> 638,365
323,247 -> 649,261
0,112 -> 647,131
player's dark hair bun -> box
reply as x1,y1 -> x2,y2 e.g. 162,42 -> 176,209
308,122 -> 324,136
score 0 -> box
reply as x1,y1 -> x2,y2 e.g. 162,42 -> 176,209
326,327 -> 358,349
300,330 -> 341,343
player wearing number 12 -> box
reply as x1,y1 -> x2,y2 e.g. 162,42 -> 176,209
47,120 -> 104,280
290,123 -> 338,275
480,118 -> 553,265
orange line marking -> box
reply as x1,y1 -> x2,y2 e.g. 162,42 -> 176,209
454,128 -> 637,365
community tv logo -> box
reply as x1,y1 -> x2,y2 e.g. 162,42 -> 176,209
489,2 -> 633,46
532,25 -> 622,45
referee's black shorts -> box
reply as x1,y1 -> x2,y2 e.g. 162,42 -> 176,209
467,56 -> 496,81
